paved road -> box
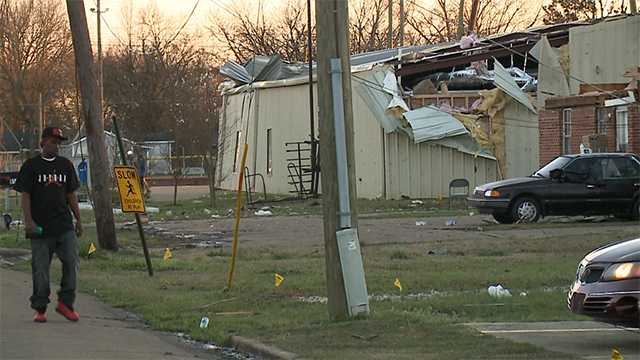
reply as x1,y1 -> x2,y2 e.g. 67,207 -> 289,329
0,268 -> 222,360
468,321 -> 640,360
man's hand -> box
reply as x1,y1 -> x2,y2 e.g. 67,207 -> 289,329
25,219 -> 36,235
75,222 -> 83,237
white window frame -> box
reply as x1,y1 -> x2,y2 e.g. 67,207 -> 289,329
616,106 -> 629,152
266,128 -> 273,175
233,130 -> 242,173
596,107 -> 607,135
562,108 -> 572,155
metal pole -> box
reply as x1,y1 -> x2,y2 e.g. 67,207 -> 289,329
307,0 -> 316,195
113,117 -> 153,277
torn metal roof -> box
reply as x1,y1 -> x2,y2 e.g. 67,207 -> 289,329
403,106 -> 469,142
493,60 -> 537,113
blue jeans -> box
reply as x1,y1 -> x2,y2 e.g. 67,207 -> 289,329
30,230 -> 79,311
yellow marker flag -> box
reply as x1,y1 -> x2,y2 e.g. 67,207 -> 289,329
163,248 -> 172,261
612,349 -> 624,360
87,243 -> 97,257
394,278 -> 403,291
274,273 -> 284,287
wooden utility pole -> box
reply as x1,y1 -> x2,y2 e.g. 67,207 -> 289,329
90,0 -> 106,124
469,0 -> 480,34
456,0 -> 466,40
66,0 -> 118,250
316,0 -> 361,320
399,0 -> 405,47
387,0 -> 393,48
38,93 -> 43,139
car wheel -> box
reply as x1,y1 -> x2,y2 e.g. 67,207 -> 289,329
511,197 -> 541,223
492,212 -> 514,224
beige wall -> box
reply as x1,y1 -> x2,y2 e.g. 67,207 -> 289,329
217,74 -> 499,199
384,132 -> 499,199
569,16 -> 640,94
504,100 -> 540,178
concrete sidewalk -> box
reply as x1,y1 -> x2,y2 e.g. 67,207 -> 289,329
0,268 -> 220,360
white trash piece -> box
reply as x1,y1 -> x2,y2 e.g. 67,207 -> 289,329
445,218 -> 457,226
199,316 -> 210,329
254,209 -> 273,216
415,221 -> 426,226
487,284 -> 512,298
411,200 -> 424,205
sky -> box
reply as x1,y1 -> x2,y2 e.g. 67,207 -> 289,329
82,0 -> 286,50
82,0 -> 551,52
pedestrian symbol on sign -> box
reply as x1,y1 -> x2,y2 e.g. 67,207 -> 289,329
126,180 -> 136,196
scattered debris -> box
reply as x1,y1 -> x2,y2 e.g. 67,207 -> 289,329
199,316 -> 210,329
260,206 -> 272,211
352,334 -> 379,341
411,200 -> 424,205
214,311 -> 256,316
487,284 -> 512,298
519,292 -> 528,297
211,214 -> 221,219
203,209 -> 211,215
226,209 -> 234,216
415,221 -> 426,226
254,209 -> 273,216
165,210 -> 173,216
469,212 -> 475,216
446,218 -> 457,226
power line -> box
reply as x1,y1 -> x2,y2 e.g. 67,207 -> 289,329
101,14 -> 126,47
167,0 -> 201,45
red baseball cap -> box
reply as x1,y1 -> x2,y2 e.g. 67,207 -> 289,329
41,127 -> 68,141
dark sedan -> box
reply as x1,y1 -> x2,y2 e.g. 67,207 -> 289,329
468,153 -> 640,223
568,238 -> 640,327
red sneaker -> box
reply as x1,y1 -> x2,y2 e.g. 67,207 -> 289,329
33,310 -> 47,323
55,302 -> 79,322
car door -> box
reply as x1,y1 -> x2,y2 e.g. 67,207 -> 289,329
597,156 -> 640,214
545,158 -> 600,215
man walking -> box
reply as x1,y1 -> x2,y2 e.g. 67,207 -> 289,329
14,127 -> 83,323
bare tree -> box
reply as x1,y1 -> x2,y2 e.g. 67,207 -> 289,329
0,0 -> 74,148
103,5 -> 222,158
405,0 -> 540,43
542,0 -> 628,24
208,0 -> 312,63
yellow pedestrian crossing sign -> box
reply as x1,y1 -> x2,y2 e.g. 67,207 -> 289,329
114,165 -> 145,213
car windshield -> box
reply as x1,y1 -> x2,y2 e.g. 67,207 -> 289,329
533,156 -> 573,177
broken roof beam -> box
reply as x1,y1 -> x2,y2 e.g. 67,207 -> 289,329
397,33 -> 569,77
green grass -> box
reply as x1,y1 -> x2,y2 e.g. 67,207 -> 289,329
2,219 -> 621,359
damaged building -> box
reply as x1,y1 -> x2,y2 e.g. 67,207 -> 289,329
538,15 -> 640,164
215,18 -> 628,199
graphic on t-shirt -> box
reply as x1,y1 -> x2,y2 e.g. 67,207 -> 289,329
37,173 -> 68,187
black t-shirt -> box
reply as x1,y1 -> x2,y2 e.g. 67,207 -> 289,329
14,155 -> 80,237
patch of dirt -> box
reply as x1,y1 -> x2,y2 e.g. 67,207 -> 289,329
138,215 -> 640,249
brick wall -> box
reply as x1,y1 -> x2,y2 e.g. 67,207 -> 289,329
629,105 -> 640,154
539,109 -> 562,165
569,106 -> 597,156
540,103 -> 640,166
